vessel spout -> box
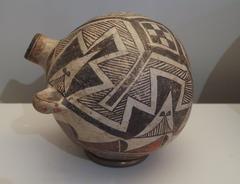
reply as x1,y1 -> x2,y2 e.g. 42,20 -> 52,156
24,33 -> 58,69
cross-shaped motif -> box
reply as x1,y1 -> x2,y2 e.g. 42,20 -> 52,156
141,22 -> 177,51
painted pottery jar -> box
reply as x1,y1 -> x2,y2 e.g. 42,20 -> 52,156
25,12 -> 193,167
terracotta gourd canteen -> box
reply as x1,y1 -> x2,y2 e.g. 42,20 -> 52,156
25,12 -> 193,167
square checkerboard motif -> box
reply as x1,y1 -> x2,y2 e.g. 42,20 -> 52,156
141,22 -> 177,52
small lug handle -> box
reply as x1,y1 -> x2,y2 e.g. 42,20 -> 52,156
32,86 -> 66,114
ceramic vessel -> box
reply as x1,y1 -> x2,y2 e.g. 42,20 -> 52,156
25,12 -> 193,167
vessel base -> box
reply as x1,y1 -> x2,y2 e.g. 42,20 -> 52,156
85,151 -> 148,167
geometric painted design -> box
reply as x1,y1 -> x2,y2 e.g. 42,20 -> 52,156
140,21 -> 179,55
137,111 -> 173,138
47,13 -> 193,152
49,72 -> 66,95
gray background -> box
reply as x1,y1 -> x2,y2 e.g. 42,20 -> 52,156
0,0 -> 240,103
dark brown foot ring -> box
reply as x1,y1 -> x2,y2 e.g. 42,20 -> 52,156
85,151 -> 148,167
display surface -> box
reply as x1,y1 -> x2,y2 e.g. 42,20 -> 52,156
25,12 -> 193,166
1,104 -> 240,184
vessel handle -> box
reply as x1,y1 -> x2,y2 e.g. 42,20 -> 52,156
32,86 -> 67,114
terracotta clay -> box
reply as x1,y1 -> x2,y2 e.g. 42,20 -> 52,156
25,12 -> 193,167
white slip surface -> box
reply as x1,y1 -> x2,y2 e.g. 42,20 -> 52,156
0,104 -> 240,184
